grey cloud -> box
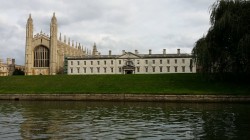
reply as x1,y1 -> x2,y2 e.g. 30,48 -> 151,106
0,0 -> 215,65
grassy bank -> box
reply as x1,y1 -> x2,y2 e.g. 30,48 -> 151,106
0,74 -> 249,95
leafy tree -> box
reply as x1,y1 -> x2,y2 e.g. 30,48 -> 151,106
193,0 -> 250,80
12,69 -> 25,75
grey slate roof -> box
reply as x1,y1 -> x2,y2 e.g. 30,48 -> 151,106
66,52 -> 192,60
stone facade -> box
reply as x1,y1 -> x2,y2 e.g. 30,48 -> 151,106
25,13 -> 195,75
0,58 -> 24,76
25,13 -> 85,75
66,49 -> 196,75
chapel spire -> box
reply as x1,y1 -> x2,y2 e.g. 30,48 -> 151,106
26,13 -> 33,35
50,12 -> 58,75
25,13 -> 34,75
27,14 -> 33,23
51,12 -> 57,24
92,42 -> 98,56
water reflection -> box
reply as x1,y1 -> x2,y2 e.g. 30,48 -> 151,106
0,101 -> 250,139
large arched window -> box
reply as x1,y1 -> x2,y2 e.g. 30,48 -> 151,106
34,46 -> 49,67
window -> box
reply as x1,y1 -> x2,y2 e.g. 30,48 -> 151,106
182,59 -> 185,63
77,67 -> 80,73
153,60 -> 155,64
84,61 -> 86,65
71,61 -> 73,65
160,60 -> 162,64
145,60 -> 148,64
126,61 -> 134,66
182,66 -> 185,72
167,59 -> 170,64
160,67 -> 162,72
167,66 -> 170,72
34,45 -> 49,67
111,67 -> 114,73
104,61 -> 106,65
70,68 -> 73,73
119,67 -> 122,72
77,61 -> 80,65
152,67 -> 155,72
104,67 -> 107,73
190,67 -> 193,72
119,60 -> 121,64
175,66 -> 178,72
83,67 -> 86,73
111,60 -> 113,65
137,60 -> 140,64
145,67 -> 148,72
97,67 -> 100,73
137,67 -> 140,72
175,59 -> 177,64
91,61 -> 93,65
97,61 -> 100,65
90,67 -> 93,73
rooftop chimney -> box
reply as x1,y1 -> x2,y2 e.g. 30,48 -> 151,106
149,49 -> 152,55
109,50 -> 112,56
135,50 -> 138,54
177,49 -> 180,55
122,50 -> 125,55
163,49 -> 166,54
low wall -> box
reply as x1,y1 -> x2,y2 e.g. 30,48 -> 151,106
0,94 -> 250,102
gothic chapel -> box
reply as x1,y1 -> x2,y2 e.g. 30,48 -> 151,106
25,13 -> 86,75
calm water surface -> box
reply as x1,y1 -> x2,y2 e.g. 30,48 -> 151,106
0,101 -> 250,139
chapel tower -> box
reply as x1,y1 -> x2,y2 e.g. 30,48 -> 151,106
25,14 -> 33,75
24,13 -> 85,75
50,13 -> 58,75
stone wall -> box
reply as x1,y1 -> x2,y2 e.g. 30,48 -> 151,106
0,94 -> 250,102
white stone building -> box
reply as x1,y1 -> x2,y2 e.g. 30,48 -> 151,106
66,48 -> 196,75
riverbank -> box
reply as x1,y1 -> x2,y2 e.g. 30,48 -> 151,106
1,94 -> 250,102
0,74 -> 249,95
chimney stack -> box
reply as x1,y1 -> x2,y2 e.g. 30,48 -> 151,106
135,50 -> 138,54
177,49 -> 180,55
163,49 -> 166,54
109,50 -> 112,56
122,50 -> 125,55
149,49 -> 152,55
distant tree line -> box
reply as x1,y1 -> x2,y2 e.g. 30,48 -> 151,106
192,0 -> 250,81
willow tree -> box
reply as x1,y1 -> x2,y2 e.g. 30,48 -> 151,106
193,0 -> 250,79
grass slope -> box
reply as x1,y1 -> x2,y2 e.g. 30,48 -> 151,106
0,74 -> 249,95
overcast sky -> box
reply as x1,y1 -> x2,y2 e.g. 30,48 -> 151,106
0,0 -> 215,65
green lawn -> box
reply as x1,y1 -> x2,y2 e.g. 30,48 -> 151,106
0,74 -> 249,95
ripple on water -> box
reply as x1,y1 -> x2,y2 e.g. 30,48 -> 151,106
1,101 -> 250,139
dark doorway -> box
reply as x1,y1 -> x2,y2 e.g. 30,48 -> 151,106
125,70 -> 133,74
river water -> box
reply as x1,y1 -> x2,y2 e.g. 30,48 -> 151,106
0,101 -> 250,139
